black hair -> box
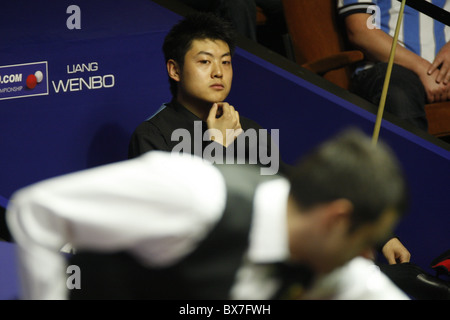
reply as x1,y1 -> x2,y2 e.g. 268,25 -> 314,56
162,12 -> 237,97
288,129 -> 408,232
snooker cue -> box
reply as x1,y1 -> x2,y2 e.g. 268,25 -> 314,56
372,0 -> 407,145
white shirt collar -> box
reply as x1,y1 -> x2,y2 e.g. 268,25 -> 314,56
247,178 -> 290,264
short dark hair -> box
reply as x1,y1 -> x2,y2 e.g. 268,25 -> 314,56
288,129 -> 408,232
162,12 -> 237,96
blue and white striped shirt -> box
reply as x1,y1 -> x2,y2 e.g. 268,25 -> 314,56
337,0 -> 450,63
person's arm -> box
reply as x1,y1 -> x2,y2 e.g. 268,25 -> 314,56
128,122 -> 170,159
6,152 -> 226,299
381,237 -> 411,264
427,41 -> 450,85
206,102 -> 243,147
345,13 -> 449,103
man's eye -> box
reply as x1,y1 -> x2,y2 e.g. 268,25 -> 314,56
199,60 -> 210,64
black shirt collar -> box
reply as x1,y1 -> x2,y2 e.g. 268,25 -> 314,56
167,99 -> 203,122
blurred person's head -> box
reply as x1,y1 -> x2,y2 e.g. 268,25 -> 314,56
286,129 -> 408,274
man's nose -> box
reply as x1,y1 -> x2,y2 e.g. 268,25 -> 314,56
212,62 -> 223,78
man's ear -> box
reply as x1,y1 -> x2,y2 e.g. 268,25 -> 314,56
167,59 -> 181,82
322,198 -> 354,232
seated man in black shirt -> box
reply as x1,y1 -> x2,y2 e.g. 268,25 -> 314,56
128,12 -> 283,176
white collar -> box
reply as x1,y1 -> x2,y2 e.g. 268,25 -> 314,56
247,178 -> 290,264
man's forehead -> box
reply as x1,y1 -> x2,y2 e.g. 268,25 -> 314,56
188,38 -> 231,55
